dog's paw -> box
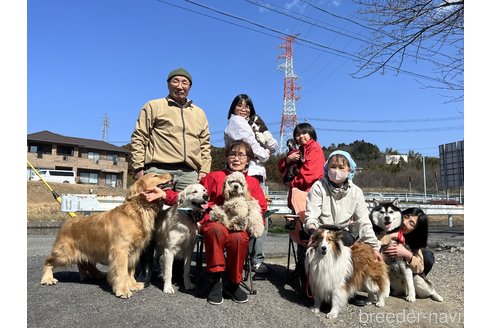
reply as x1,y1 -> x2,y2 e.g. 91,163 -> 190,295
375,299 -> 386,307
405,295 -> 416,302
40,277 -> 58,285
255,132 -> 266,144
310,307 -> 320,314
130,281 -> 145,291
249,225 -> 264,238
263,131 -> 273,143
115,288 -> 133,299
431,292 -> 444,302
326,311 -> 339,319
163,283 -> 175,294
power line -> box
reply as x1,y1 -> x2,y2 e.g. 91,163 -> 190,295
315,126 -> 463,133
307,116 -> 463,124
170,0 -> 462,89
298,0 -> 460,63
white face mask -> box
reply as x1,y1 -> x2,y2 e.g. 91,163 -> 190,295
327,168 -> 349,184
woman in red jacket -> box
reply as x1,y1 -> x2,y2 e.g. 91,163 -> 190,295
199,140 -> 267,305
143,140 -> 267,305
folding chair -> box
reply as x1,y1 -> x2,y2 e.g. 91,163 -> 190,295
284,188 -> 308,281
193,233 -> 206,295
241,208 -> 279,295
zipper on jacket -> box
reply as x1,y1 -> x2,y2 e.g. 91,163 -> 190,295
180,106 -> 187,163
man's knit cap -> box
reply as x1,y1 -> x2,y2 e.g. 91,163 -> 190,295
167,68 -> 192,85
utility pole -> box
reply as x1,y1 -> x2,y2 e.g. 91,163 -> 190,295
422,156 -> 427,201
277,35 -> 300,155
434,171 -> 439,196
102,113 -> 109,142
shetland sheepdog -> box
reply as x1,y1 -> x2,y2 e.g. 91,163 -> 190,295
305,229 -> 389,319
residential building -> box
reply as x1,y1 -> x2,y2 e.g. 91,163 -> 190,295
27,130 -> 129,188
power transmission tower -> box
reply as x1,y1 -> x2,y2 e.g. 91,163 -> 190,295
102,113 -> 109,142
277,35 -> 301,155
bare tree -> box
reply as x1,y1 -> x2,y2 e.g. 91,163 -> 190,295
352,0 -> 464,98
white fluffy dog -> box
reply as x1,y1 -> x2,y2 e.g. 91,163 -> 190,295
210,172 -> 264,238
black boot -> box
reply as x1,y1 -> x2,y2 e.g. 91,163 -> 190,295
136,240 -> 155,288
207,272 -> 223,305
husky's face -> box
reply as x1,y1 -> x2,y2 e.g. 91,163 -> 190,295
370,198 -> 402,233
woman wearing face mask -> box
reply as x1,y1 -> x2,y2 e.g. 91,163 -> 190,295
304,150 -> 383,262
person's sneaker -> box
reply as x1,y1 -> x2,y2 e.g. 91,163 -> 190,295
349,295 -> 367,307
224,283 -> 249,303
252,263 -> 269,274
207,280 -> 223,305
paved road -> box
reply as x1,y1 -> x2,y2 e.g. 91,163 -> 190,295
27,227 -> 463,328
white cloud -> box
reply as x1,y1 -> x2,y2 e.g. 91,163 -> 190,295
285,0 -> 306,12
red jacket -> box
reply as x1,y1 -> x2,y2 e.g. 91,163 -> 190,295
199,169 -> 268,225
278,139 -> 325,192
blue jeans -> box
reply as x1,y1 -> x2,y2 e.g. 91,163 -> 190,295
248,218 -> 268,265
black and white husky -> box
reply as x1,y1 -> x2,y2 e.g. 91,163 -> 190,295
370,199 -> 443,302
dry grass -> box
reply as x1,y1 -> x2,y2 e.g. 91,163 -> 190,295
27,181 -> 127,222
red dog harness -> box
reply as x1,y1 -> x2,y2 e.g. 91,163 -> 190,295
397,230 -> 406,244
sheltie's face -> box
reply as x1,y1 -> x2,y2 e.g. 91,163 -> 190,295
311,229 -> 343,257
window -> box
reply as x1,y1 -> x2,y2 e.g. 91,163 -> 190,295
105,174 -> 117,187
57,145 -> 74,156
88,152 -> 100,161
79,172 -> 99,184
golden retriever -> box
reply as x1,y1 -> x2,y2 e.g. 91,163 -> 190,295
40,172 -> 173,299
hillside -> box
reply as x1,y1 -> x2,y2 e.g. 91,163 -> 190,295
27,181 -> 127,221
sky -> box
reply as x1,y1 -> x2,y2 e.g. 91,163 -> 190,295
25,0 -> 465,157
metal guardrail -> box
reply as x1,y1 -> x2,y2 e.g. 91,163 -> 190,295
62,191 -> 463,227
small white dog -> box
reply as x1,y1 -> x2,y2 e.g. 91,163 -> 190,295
154,184 -> 209,294
210,172 -> 264,238
305,229 -> 389,319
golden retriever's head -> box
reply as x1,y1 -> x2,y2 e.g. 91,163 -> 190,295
177,183 -> 209,210
126,173 -> 173,201
223,172 -> 251,201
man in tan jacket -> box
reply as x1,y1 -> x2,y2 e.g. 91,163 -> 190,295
130,67 -> 211,286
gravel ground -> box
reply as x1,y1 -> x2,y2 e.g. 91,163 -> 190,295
263,231 -> 464,328
28,225 -> 464,328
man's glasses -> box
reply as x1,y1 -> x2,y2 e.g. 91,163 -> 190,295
228,152 -> 248,159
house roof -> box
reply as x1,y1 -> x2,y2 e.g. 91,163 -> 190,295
27,130 -> 130,154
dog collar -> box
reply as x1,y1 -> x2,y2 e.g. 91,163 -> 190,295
397,230 -> 406,244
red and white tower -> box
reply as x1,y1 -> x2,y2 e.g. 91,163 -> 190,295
277,35 -> 301,155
